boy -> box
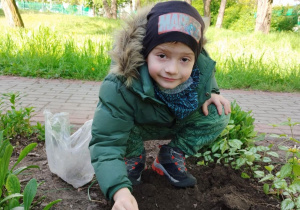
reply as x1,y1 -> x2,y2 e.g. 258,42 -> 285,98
89,1 -> 231,209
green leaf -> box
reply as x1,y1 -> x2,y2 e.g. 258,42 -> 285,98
293,165 -> 300,177
0,139 -> 10,158
289,180 -> 300,193
295,196 -> 300,208
263,183 -> 269,194
23,179 -> 38,210
253,133 -> 265,141
254,170 -> 264,178
197,160 -> 205,166
0,193 -> 23,205
259,174 -> 274,182
241,172 -> 250,179
290,137 -> 300,144
11,143 -> 37,171
203,151 -> 211,155
13,165 -> 40,175
264,165 -> 274,173
43,199 -> 62,210
0,142 -> 13,189
249,147 -> 257,153
281,198 -> 295,210
262,157 -> 272,163
266,151 -> 279,158
220,129 -> 229,137
213,153 -> 221,158
6,174 -> 21,195
228,139 -> 243,149
236,158 -> 246,168
211,142 -> 220,153
220,141 -> 229,154
257,146 -> 269,152
8,198 -> 20,209
278,145 -> 289,151
280,164 -> 293,179
226,125 -> 235,130
274,179 -> 287,189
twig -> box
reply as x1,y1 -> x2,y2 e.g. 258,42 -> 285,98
28,152 -> 40,157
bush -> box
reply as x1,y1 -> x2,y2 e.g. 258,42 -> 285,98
271,6 -> 299,32
194,101 -> 277,175
0,92 -> 45,141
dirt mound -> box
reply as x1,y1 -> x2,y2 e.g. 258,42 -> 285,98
11,140 -> 280,210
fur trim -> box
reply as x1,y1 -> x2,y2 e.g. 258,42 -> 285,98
109,6 -> 153,87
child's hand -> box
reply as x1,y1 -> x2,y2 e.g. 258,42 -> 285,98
202,94 -> 231,116
112,188 -> 139,210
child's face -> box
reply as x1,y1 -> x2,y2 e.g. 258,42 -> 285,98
146,42 -> 195,90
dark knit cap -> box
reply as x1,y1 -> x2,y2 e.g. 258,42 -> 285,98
142,1 -> 205,59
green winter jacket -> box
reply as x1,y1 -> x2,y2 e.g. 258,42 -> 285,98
89,6 -> 224,201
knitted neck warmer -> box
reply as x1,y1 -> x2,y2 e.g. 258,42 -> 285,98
154,67 -> 200,119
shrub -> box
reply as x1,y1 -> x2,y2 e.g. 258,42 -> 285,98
194,101 -> 278,176
271,6 -> 299,32
0,92 -> 45,141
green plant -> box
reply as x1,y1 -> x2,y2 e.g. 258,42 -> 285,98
254,118 -> 300,210
0,92 -> 45,141
0,130 -> 61,209
271,6 -> 300,32
195,101 -> 279,177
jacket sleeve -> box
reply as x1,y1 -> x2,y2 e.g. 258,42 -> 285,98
210,68 -> 220,94
201,49 -> 220,94
89,79 -> 134,200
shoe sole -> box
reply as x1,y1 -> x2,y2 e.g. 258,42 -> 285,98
152,158 -> 196,188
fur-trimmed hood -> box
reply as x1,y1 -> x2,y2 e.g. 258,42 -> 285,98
109,5 -> 208,87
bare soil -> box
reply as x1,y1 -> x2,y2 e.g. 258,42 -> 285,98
11,137 -> 286,210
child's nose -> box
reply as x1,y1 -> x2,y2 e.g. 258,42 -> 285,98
165,61 -> 178,74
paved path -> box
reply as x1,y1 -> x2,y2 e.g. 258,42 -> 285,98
1,76 -> 300,136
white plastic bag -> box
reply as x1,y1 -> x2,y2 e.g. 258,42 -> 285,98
44,110 -> 94,188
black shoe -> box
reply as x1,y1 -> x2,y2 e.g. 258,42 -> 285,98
152,145 -> 196,187
124,149 -> 146,185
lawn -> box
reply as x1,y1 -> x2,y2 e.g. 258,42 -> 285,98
0,10 -> 299,92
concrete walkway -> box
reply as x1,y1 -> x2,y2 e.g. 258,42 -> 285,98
1,75 -> 300,136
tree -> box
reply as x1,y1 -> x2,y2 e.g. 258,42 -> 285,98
134,0 -> 140,11
255,0 -> 272,34
1,0 -> 24,27
111,0 -> 117,19
215,0 -> 226,28
203,0 -> 212,17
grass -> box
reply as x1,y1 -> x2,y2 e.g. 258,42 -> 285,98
0,9 -> 299,92
205,29 -> 300,92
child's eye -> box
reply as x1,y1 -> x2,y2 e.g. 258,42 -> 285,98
181,57 -> 190,62
157,54 -> 166,59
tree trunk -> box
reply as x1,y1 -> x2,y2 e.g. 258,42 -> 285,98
130,0 -> 133,11
102,0 -> 112,18
111,0 -> 117,19
185,0 -> 192,4
255,0 -> 272,34
203,0 -> 212,17
1,0 -> 24,27
215,0 -> 227,28
134,0 -> 140,11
